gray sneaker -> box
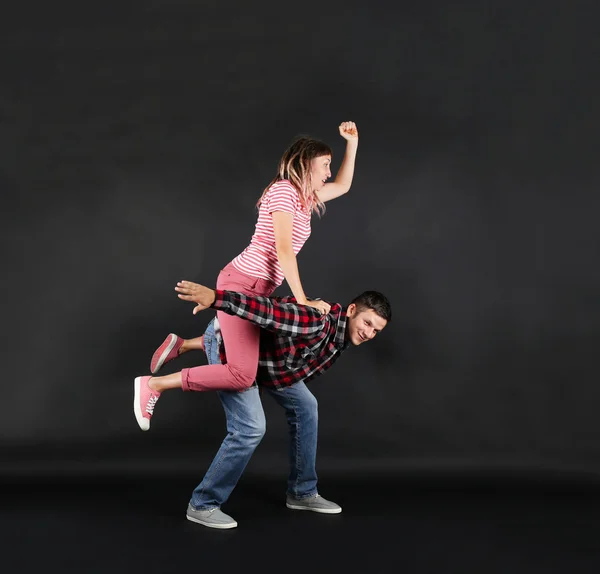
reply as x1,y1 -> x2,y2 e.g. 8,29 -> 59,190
186,504 -> 238,529
286,494 -> 342,514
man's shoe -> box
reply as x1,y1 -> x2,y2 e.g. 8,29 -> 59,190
286,494 -> 342,514
186,504 -> 238,529
150,333 -> 183,374
133,376 -> 161,431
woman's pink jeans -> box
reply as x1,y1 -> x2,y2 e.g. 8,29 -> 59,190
181,263 -> 277,392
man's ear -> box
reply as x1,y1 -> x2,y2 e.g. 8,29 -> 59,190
347,303 -> 356,317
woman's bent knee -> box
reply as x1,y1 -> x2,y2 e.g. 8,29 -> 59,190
227,366 -> 258,390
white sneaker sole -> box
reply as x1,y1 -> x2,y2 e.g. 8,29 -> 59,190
186,514 -> 238,529
286,502 -> 342,514
151,334 -> 178,374
133,376 -> 150,431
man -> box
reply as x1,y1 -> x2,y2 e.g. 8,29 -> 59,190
134,280 -> 391,529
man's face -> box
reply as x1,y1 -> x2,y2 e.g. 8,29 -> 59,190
345,305 -> 388,346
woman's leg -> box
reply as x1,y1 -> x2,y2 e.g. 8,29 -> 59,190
134,266 -> 275,430
180,337 -> 205,353
142,266 -> 276,391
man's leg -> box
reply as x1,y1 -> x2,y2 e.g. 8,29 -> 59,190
263,382 -> 341,514
186,319 -> 266,529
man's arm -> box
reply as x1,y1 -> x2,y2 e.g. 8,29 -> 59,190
175,280 -> 326,338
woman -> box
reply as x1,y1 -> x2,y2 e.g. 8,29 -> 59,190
134,121 -> 359,431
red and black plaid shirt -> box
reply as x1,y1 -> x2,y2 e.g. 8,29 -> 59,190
211,289 -> 350,389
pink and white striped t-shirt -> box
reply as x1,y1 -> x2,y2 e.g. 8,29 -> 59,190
230,180 -> 312,286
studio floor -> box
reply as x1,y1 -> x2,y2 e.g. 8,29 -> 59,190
3,472 -> 600,573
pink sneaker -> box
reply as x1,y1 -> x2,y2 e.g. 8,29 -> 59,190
134,376 -> 161,431
150,333 -> 183,374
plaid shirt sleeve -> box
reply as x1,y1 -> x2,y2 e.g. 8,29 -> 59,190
211,289 -> 325,338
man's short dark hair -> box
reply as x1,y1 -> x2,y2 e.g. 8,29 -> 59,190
349,291 -> 392,322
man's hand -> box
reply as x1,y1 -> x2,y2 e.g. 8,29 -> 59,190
175,280 -> 216,315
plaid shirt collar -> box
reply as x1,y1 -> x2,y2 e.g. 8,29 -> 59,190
333,307 -> 350,350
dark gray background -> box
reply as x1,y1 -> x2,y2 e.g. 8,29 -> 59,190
2,0 -> 599,480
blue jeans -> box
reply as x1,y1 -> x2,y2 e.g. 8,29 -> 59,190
190,318 -> 319,509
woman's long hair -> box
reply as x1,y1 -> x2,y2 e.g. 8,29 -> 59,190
256,136 -> 332,217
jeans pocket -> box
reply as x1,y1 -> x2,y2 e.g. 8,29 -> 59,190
204,335 -> 213,364
221,275 -> 259,292
204,319 -> 218,365
217,264 -> 260,292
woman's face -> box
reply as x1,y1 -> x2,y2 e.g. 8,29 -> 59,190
310,155 -> 332,191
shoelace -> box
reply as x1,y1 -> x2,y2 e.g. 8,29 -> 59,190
146,394 -> 159,415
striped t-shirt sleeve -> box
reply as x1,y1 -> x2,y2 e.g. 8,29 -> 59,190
267,181 -> 298,215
